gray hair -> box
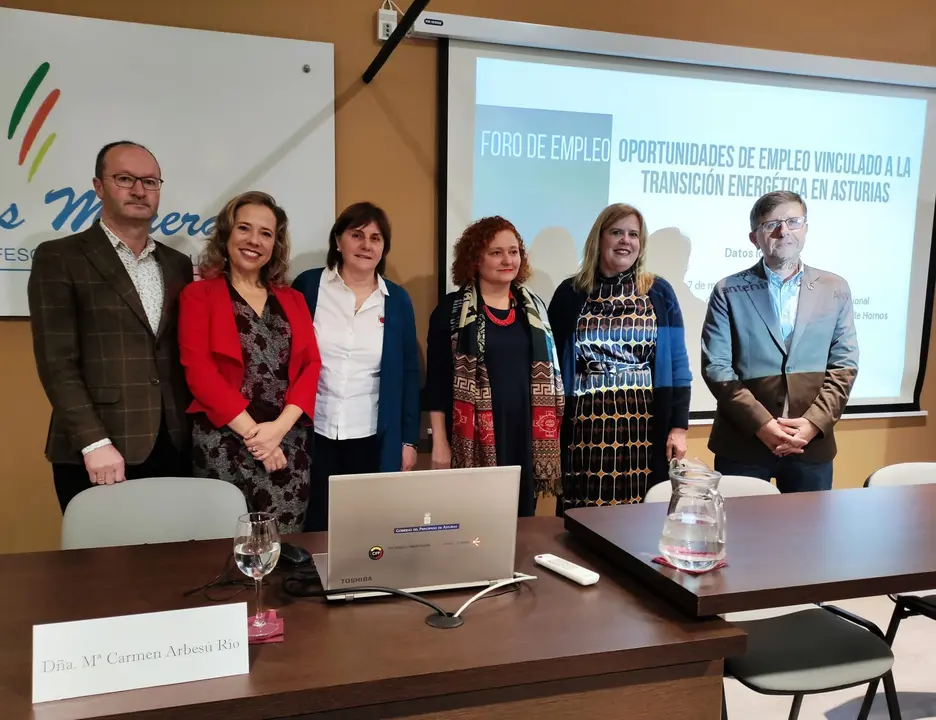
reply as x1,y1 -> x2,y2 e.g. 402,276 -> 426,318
750,190 -> 807,231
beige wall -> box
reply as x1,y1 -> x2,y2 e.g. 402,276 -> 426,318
2,0 -> 934,554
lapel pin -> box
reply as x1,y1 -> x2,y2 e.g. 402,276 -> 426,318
807,281 -> 815,290
379,316 -> 384,324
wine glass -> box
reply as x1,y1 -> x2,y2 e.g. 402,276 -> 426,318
233,512 -> 281,639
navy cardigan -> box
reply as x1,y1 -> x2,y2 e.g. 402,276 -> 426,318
547,275 -> 692,486
291,268 -> 421,473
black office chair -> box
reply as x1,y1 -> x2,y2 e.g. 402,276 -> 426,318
856,463 -> 936,717
647,476 -> 901,720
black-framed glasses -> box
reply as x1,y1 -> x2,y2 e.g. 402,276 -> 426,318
108,173 -> 164,191
758,216 -> 806,233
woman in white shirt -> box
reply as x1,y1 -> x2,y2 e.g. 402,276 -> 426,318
292,202 -> 420,531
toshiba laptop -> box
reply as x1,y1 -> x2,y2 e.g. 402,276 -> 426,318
313,466 -> 520,600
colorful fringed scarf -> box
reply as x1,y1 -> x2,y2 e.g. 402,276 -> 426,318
449,283 -> 565,496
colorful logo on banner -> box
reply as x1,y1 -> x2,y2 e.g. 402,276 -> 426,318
0,58 -> 215,243
7,62 -> 60,182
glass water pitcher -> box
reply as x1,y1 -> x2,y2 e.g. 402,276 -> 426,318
658,459 -> 726,572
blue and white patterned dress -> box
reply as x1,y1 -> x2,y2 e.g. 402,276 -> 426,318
563,269 -> 658,506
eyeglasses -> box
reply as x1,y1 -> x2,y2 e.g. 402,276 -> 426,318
758,216 -> 806,233
108,173 -> 164,191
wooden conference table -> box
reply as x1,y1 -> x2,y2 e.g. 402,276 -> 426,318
1,517 -> 745,720
565,484 -> 936,617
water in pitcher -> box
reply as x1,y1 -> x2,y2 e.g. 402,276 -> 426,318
659,461 -> 726,572
659,512 -> 724,571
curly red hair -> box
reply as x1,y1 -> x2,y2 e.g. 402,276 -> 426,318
450,216 -> 531,287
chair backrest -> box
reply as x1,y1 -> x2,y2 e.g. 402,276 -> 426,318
644,474 -> 780,503
61,477 -> 249,550
865,462 -> 936,487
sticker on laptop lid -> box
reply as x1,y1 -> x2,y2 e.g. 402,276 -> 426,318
393,523 -> 460,534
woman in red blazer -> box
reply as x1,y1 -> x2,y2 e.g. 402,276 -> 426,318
179,191 -> 321,533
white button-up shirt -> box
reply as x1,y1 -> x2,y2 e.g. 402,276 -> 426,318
100,221 -> 164,333
313,267 -> 387,440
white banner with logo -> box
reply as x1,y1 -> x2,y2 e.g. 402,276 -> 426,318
0,8 -> 335,316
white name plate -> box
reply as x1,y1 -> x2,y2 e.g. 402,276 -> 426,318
33,603 -> 249,703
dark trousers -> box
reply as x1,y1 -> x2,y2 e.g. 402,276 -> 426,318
52,417 -> 192,514
714,455 -> 833,493
304,433 -> 379,532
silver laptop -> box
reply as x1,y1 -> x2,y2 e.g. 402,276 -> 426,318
313,466 -> 520,600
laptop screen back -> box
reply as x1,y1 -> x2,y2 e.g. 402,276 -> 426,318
325,466 -> 520,592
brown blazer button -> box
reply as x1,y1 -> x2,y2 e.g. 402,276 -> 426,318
151,378 -> 160,385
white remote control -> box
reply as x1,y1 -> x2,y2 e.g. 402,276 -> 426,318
534,554 -> 599,586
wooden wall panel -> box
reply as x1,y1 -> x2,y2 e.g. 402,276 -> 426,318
1,0 -> 933,552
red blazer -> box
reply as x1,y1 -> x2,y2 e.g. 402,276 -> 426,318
178,276 -> 321,428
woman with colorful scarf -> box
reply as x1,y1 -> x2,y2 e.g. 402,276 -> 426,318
423,216 -> 565,517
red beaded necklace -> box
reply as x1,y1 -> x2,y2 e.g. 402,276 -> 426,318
483,293 -> 516,327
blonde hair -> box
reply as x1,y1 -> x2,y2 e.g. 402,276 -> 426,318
574,203 -> 654,295
198,191 -> 291,286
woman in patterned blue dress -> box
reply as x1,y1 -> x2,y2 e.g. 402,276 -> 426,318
548,204 -> 692,511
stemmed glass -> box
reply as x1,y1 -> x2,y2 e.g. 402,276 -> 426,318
233,512 -> 281,639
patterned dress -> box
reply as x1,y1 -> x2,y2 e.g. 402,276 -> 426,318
192,285 -> 310,533
562,270 -> 658,507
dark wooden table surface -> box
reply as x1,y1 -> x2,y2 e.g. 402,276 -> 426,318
565,484 -> 936,618
2,517 -> 745,720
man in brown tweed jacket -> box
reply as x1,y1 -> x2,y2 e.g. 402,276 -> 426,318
28,141 -> 194,512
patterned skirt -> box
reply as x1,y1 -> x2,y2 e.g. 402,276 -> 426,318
192,417 -> 310,534
563,367 -> 654,506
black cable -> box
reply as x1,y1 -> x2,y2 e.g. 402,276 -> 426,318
281,571 -> 448,616
476,583 -> 520,602
183,554 -> 291,603
362,0 -> 432,84
183,555 -> 252,601
188,558 -> 524,621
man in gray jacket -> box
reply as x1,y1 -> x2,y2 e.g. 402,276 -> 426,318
701,190 -> 858,491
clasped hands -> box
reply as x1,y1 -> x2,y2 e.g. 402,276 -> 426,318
243,420 -> 289,473
756,417 -> 819,456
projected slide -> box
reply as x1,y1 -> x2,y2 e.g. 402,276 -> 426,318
446,48 -> 934,414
